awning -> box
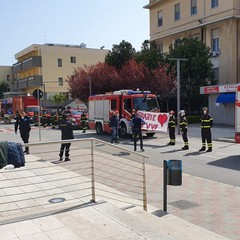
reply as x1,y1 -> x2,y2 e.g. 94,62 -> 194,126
216,93 -> 235,103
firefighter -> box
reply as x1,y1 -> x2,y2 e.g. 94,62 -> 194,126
50,112 -> 57,129
199,107 -> 213,152
59,113 -> 74,161
179,110 -> 189,150
167,110 -> 176,145
131,109 -> 136,142
41,111 -> 47,127
15,110 -> 31,154
33,111 -> 38,126
81,111 -> 87,133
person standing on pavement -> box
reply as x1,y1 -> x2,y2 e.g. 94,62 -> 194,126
199,107 -> 213,152
167,110 -> 176,145
81,111 -> 87,133
59,113 -> 75,161
131,110 -> 146,151
109,110 -> 119,144
179,110 -> 189,150
15,110 -> 31,154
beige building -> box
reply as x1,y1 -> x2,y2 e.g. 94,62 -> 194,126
12,43 -> 108,106
0,66 -> 12,92
144,0 -> 240,125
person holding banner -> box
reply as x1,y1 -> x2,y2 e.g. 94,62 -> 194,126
131,110 -> 146,151
167,110 -> 176,145
179,110 -> 189,150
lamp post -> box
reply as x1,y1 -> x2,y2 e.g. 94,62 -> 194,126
168,58 -> 188,134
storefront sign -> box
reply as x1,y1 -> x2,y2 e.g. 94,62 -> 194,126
201,84 -> 238,94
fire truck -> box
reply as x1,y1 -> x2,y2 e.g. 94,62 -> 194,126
88,90 -> 160,137
0,96 -> 39,122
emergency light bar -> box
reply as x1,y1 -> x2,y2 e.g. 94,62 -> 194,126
113,90 -> 151,95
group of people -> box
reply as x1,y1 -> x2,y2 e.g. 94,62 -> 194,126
167,107 -> 213,152
109,106 -> 213,153
14,106 -> 86,161
109,109 -> 145,151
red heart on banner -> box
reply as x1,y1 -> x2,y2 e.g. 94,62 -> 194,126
158,114 -> 168,127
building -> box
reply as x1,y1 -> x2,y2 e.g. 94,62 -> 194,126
0,66 -> 12,92
144,0 -> 240,125
12,43 -> 109,107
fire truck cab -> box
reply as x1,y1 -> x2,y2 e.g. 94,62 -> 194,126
88,90 -> 160,136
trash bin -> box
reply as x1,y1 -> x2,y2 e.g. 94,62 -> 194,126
167,160 -> 182,186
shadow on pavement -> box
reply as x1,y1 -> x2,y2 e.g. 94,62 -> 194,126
207,155 -> 240,171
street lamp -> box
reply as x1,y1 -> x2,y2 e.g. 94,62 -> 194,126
168,58 -> 188,134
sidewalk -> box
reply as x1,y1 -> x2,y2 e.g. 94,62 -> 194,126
0,148 -> 237,240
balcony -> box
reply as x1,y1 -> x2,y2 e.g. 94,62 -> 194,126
12,56 -> 42,74
13,75 -> 43,91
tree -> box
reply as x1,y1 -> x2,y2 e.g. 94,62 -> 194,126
105,40 -> 136,69
151,64 -> 176,112
67,63 -> 120,105
0,81 -> 8,99
135,40 -> 164,69
49,93 -> 66,113
166,37 -> 214,114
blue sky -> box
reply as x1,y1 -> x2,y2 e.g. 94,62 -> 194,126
0,0 -> 149,66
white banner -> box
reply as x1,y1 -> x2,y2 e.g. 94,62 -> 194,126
138,111 -> 169,132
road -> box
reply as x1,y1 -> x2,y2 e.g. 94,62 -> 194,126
1,122 -> 239,187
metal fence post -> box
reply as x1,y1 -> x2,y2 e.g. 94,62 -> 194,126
90,139 -> 96,202
143,156 -> 147,211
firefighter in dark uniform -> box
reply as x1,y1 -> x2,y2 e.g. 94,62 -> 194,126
167,110 -> 176,145
199,107 -> 213,152
179,110 -> 189,150
81,111 -> 87,133
130,109 -> 136,141
59,113 -> 74,161
50,112 -> 57,129
33,111 -> 38,126
15,110 -> 31,154
41,111 -> 47,127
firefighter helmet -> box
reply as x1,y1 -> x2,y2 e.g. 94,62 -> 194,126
179,110 -> 185,116
169,110 -> 175,115
202,107 -> 208,111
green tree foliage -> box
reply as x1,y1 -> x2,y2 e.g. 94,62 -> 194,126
166,37 -> 214,114
49,93 -> 66,113
105,40 -> 136,69
0,81 -> 8,99
135,40 -> 164,69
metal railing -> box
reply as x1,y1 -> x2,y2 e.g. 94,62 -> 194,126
0,138 -> 148,219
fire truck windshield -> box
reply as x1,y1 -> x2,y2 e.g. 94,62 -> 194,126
133,97 -> 159,112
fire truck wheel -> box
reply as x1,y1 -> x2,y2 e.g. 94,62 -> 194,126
120,123 -> 127,137
146,133 -> 155,138
96,122 -> 103,135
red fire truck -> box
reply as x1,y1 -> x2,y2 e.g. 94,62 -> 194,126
0,96 -> 39,122
235,85 -> 240,142
88,90 -> 160,137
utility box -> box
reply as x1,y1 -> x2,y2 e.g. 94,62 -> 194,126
167,160 -> 182,186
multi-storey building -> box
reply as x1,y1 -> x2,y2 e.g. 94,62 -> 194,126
12,43 -> 108,107
144,0 -> 240,125
0,66 -> 12,92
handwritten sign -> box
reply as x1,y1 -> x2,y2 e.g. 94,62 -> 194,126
138,111 -> 169,132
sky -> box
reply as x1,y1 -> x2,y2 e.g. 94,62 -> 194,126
0,0 -> 149,66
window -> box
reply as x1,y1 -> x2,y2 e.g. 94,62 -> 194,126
174,3 -> 180,21
124,98 -> 132,113
157,11 -> 163,27
191,0 -> 197,15
212,29 -> 219,53
111,99 -> 117,110
211,0 -> 218,8
58,58 -> 62,67
70,56 -> 76,63
58,77 -> 63,86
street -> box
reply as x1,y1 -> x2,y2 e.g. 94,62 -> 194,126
1,122 -> 239,187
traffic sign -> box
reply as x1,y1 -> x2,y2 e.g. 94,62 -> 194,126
33,89 -> 43,100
